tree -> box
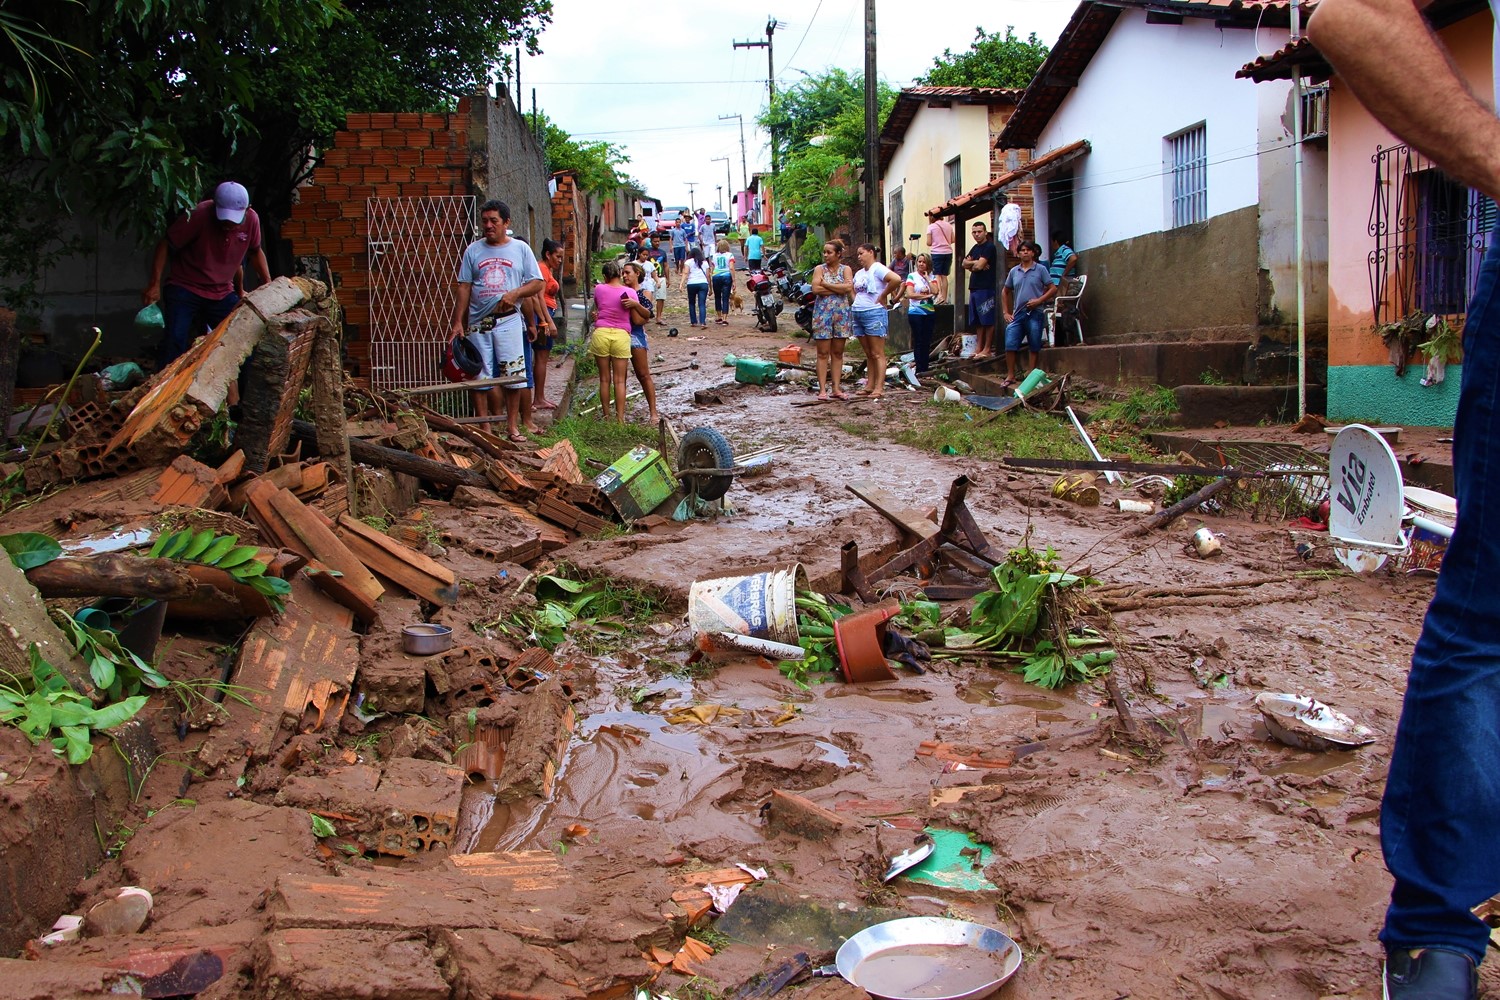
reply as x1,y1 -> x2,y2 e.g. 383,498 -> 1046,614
0,0 -> 552,312
758,69 -> 896,234
916,26 -> 1049,89
536,114 -> 631,195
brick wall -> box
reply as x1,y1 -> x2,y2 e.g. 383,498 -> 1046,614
281,106 -> 472,378
988,106 -> 1035,262
550,171 -> 587,289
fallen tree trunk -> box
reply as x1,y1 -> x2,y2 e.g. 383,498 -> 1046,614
291,420 -> 490,490
25,555 -> 198,600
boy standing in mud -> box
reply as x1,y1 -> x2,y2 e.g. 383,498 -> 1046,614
1309,2 -> 1500,998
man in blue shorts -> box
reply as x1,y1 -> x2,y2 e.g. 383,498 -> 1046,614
670,215 -> 688,276
1001,241 -> 1052,386
961,220 -> 998,357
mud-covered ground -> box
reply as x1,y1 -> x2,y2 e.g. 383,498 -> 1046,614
1,274 -> 1472,1000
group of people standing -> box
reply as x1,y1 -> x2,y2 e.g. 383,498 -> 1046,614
449,199 -> 561,443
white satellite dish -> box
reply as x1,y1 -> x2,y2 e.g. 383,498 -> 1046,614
1328,424 -> 1408,573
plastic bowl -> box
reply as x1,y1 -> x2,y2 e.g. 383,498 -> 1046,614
402,623 -> 453,656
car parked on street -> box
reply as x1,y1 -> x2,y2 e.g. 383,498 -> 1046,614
656,207 -> 689,235
706,210 -> 731,235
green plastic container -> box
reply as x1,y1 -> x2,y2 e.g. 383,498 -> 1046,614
734,357 -> 779,386
593,446 -> 676,521
1015,368 -> 1051,398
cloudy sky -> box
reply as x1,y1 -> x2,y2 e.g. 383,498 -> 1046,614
518,0 -> 1080,210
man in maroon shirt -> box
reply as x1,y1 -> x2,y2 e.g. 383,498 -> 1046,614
142,181 -> 271,367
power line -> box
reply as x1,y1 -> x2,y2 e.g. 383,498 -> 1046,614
530,79 -> 765,87
777,0 -> 824,76
569,122 -> 739,139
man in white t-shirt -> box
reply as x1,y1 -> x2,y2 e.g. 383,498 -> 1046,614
1309,3 -> 1500,998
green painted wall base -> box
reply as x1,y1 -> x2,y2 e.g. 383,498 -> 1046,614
1328,364 -> 1461,427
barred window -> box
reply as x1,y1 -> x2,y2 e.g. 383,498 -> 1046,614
945,157 -> 962,201
1167,124 -> 1207,228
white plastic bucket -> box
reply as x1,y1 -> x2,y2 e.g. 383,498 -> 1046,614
933,385 -> 961,403
959,335 -> 978,358
688,565 -> 808,647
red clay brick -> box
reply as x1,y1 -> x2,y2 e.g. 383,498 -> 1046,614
345,113 -> 372,129
297,185 -> 326,204
348,184 -> 375,202
282,220 -> 306,239
356,131 -> 382,148
422,113 -> 450,129
340,200 -> 368,219
312,202 -> 339,219
322,148 -> 350,167
405,130 -> 433,148
372,148 -> 399,166
332,131 -> 356,148
300,220 -> 331,238
328,220 -> 356,237
388,165 -> 413,183
380,129 -> 405,146
412,167 -> 440,184
373,183 -> 401,198
395,113 -> 422,129
362,167 -> 388,185
368,113 -> 396,129
347,149 -> 375,166
327,255 -> 354,272
322,184 -> 351,202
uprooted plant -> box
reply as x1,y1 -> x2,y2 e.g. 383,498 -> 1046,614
149,529 -> 292,614
487,572 -> 663,652
931,541 -> 1115,689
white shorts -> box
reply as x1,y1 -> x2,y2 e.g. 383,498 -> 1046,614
466,313 -> 526,386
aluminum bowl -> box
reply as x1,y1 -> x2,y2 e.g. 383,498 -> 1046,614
402,623 -> 453,656
826,917 -> 1022,1000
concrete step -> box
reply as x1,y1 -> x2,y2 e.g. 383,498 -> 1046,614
1037,340 -> 1256,389
1173,384 -> 1327,426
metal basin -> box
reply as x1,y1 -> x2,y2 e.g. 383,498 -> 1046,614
831,917 -> 1021,1000
402,623 -> 453,656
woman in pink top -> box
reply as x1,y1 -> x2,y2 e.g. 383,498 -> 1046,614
590,261 -> 650,421
925,213 -> 955,305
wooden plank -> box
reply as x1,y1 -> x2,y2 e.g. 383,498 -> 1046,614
335,514 -> 458,606
267,489 -> 384,603
244,479 -> 312,558
847,481 -> 939,540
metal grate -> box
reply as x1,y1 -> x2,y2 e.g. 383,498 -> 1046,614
1368,144 -> 1495,325
1168,124 -> 1207,228
367,196 -> 478,404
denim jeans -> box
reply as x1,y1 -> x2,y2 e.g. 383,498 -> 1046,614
851,307 -> 888,338
712,273 -> 732,314
160,283 -> 239,367
909,311 -> 935,372
688,284 -> 708,325
1004,308 -> 1045,354
1380,227 -> 1500,966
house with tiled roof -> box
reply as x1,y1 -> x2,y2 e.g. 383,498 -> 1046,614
878,87 -> 1023,260
936,0 -> 1321,385
1239,0 -> 1492,426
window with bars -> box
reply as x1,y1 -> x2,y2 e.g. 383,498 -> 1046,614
1167,124 -> 1207,228
945,157 -> 962,201
1368,144 -> 1495,324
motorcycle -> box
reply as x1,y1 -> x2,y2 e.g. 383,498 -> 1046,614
758,247 -> 815,334
745,268 -> 781,332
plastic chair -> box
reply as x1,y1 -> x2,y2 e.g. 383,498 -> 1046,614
1046,274 -> 1087,346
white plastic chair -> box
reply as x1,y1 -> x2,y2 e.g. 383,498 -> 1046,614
1046,274 -> 1087,346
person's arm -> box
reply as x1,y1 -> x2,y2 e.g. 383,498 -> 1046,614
811,265 -> 830,294
142,239 -> 169,304
623,291 -> 651,323
877,268 -> 901,307
1002,279 -> 1015,320
1308,0 -> 1500,200
451,282 -> 473,337
249,246 -> 271,287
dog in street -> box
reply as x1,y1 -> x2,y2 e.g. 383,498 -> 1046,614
730,289 -> 745,313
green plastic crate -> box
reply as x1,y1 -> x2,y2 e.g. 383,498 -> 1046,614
593,446 -> 676,521
734,357 -> 779,385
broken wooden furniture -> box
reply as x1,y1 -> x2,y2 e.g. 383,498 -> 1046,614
841,476 -> 1000,601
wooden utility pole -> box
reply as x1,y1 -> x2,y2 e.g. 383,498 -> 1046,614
734,19 -> 780,174
863,0 -> 880,246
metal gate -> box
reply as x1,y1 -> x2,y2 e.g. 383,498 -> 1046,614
366,196 -> 477,395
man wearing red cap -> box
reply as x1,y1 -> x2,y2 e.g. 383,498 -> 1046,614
142,181 -> 271,366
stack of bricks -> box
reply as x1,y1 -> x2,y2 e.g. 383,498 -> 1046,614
281,105 -> 473,377
550,171 -> 584,287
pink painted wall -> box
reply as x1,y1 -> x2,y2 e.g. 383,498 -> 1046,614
1325,12 -> 1493,367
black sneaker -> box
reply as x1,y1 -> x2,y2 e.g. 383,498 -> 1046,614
1383,948 -> 1478,1000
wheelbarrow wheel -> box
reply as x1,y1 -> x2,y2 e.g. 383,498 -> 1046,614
677,427 -> 735,501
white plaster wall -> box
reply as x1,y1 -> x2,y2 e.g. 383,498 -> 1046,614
1032,13 -> 1293,251
1256,80 -> 1330,325
883,104 -> 993,249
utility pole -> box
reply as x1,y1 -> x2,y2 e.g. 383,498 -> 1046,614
733,18 -> 781,174
719,113 -> 749,201
863,0 -> 880,247
686,182 -> 698,213
712,156 -> 732,215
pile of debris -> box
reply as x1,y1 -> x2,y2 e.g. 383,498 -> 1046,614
0,277 -> 713,997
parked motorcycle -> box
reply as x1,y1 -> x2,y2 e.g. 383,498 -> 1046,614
759,247 -> 815,334
745,268 -> 781,332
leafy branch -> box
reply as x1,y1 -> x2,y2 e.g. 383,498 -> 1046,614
149,530 -> 291,613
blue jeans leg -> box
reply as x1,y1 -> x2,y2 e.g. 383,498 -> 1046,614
160,285 -> 239,367
1380,229 -> 1500,966
713,274 -> 731,314
909,313 -> 934,372
689,285 -> 708,325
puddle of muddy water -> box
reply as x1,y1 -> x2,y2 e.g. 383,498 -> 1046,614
1261,751 -> 1360,779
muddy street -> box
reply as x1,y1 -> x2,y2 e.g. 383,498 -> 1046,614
0,281 -> 1466,1000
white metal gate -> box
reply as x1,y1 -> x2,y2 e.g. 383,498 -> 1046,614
366,195 -> 478,393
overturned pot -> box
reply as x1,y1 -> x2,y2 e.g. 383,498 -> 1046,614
403,623 -> 454,656
833,599 -> 902,683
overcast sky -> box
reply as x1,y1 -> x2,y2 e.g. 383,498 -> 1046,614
517,0 -> 1080,210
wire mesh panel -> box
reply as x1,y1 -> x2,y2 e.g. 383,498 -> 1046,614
367,196 -> 478,399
